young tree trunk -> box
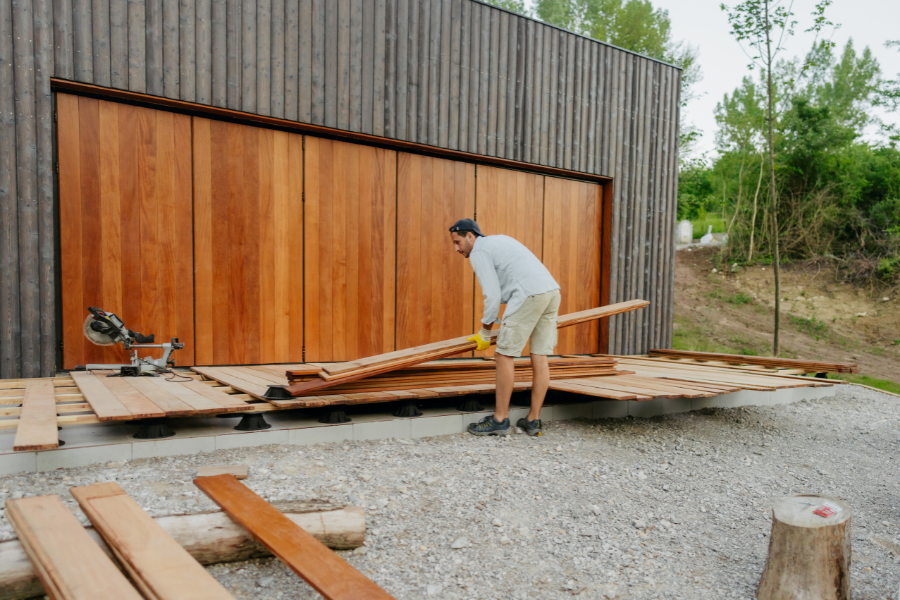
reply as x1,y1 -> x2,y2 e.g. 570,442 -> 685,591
758,494 -> 851,600
748,153 -> 765,262
764,1 -> 782,356
726,154 -> 746,238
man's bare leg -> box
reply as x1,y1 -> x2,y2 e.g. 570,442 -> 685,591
528,354 -> 549,421
493,353 -> 515,421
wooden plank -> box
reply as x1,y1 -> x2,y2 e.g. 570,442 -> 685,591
257,0 -> 273,116
6,494 -> 144,600
647,350 -> 858,374
192,367 -> 269,398
195,474 -> 395,599
94,374 -> 167,419
70,371 -> 133,421
151,377 -> 249,413
210,0 -> 225,106
549,379 -> 647,400
13,380 -> 59,451
125,377 -> 196,416
70,482 -> 234,600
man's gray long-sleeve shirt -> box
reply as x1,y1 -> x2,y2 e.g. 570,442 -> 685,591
469,235 -> 560,325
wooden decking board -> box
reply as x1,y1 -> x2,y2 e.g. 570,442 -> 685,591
608,376 -> 716,398
616,358 -> 834,386
70,482 -> 235,600
69,371 -> 134,421
92,372 -> 167,419
125,377 -> 197,416
232,366 -> 289,384
214,366 -> 284,389
648,349 -> 858,373
148,377 -> 230,413
6,495 -> 145,600
178,380 -> 258,411
191,367 -> 269,398
561,377 -> 683,399
13,381 -> 60,451
549,380 -> 649,400
194,474 -> 396,600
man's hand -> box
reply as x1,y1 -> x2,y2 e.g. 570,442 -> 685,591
467,327 -> 493,351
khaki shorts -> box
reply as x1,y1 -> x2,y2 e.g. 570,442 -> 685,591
496,289 -> 561,357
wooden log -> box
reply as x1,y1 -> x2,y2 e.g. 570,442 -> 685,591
758,494 -> 851,600
0,501 -> 365,600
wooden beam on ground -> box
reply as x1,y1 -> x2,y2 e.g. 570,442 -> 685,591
69,482 -> 235,600
648,349 -> 858,374
5,495 -> 144,600
194,474 -> 395,600
13,381 -> 59,451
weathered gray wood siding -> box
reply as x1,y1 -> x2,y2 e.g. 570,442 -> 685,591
1,0 -> 679,377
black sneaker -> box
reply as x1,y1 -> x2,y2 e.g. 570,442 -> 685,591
516,417 -> 543,436
467,415 -> 511,436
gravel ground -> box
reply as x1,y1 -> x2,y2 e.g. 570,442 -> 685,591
2,384 -> 900,599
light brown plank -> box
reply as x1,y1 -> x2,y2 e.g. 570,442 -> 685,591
70,482 -> 234,600
194,474 -> 395,600
94,374 -> 166,419
125,377 -> 196,416
69,371 -> 133,421
13,380 -> 59,451
6,495 -> 144,600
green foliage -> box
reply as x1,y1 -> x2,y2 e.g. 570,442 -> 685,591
481,0 -> 528,14
695,37 -> 900,278
828,373 -> 900,395
725,292 -> 754,305
790,315 -> 829,338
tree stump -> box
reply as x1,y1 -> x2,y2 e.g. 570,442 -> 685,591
758,494 -> 851,600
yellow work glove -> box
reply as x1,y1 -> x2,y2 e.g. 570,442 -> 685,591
467,328 -> 493,351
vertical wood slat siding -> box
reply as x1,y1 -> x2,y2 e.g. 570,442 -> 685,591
304,136 -> 396,362
543,176 -> 602,355
57,95 -> 194,369
396,153 -> 474,351
193,117 -> 303,365
5,0 -> 679,374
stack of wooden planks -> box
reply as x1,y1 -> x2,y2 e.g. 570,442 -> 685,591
287,356 -> 620,390
281,300 -> 650,397
647,349 -> 858,374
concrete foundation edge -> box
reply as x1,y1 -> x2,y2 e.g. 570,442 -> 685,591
0,386 -> 836,475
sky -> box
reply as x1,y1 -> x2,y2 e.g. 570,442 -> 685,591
524,0 -> 900,160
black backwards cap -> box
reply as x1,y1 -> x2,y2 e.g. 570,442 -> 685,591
448,218 -> 485,237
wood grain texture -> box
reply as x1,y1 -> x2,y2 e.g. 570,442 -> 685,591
8,1 -> 681,377
194,474 -> 396,600
193,118 -> 303,365
543,176 -> 602,354
6,494 -> 144,600
69,371 -> 133,420
304,136 -> 396,362
12,380 -> 59,451
396,153 -> 475,350
56,95 -> 194,369
472,164 -> 543,357
70,482 -> 235,600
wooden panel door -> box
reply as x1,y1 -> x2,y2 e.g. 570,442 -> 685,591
192,118 -> 304,365
396,153 -> 476,350
473,165 -> 545,356
543,176 -> 602,354
58,94 -> 194,369
304,137 -> 397,362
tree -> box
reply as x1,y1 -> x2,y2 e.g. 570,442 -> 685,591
720,0 -> 836,356
482,0 -> 529,15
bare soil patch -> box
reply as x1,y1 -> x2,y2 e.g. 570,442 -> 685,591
673,247 -> 900,380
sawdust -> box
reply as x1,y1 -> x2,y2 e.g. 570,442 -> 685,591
674,247 -> 900,380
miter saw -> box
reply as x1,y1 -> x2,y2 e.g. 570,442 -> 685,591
77,306 -> 184,376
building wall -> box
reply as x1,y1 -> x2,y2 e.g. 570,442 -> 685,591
0,0 -> 680,377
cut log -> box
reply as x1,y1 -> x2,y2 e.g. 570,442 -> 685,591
758,494 -> 851,600
0,501 -> 364,600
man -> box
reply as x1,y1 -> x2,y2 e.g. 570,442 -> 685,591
449,218 -> 561,437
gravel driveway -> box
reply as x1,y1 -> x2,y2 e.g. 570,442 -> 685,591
2,384 -> 899,599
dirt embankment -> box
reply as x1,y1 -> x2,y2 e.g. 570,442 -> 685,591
673,247 -> 900,380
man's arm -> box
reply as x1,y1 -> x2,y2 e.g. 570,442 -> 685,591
469,251 -> 502,326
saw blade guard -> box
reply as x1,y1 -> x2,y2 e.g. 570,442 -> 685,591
83,314 -> 118,346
